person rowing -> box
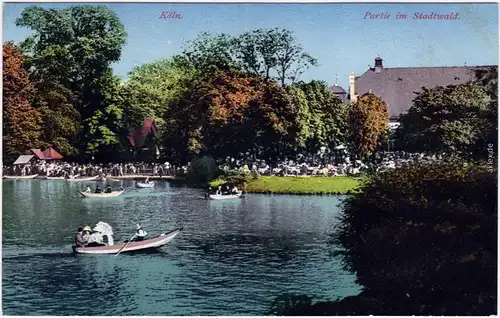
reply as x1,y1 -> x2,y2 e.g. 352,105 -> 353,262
105,185 -> 112,193
134,223 -> 148,241
95,186 -> 102,193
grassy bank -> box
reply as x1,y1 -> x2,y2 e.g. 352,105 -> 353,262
211,176 -> 363,195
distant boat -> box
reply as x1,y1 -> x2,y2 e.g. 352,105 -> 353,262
136,181 -> 155,188
3,174 -> 38,180
72,228 -> 182,254
67,176 -> 99,182
45,176 -> 67,180
79,190 -> 124,198
209,191 -> 243,200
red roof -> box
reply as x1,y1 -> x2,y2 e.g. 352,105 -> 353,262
30,146 -> 63,160
128,118 -> 158,148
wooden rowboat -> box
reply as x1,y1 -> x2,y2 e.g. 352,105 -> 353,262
3,174 -> 39,180
72,228 -> 183,254
45,176 -> 67,180
79,190 -> 124,198
67,176 -> 99,182
136,181 -> 155,188
209,191 -> 243,200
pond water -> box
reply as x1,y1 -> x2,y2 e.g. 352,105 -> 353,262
2,179 -> 361,315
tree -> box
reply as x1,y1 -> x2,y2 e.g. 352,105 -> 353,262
16,5 -> 127,157
33,80 -> 81,156
286,81 -> 348,155
84,68 -> 125,161
162,69 -> 300,163
120,56 -> 195,133
183,28 -> 317,85
3,42 -> 42,162
347,93 -> 388,159
395,84 -> 491,158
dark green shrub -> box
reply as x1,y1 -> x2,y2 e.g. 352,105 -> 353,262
333,160 -> 496,315
187,156 -> 222,187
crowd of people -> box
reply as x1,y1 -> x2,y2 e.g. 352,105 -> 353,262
3,151 -> 444,178
2,161 -> 178,177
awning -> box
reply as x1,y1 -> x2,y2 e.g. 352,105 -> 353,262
13,155 -> 35,165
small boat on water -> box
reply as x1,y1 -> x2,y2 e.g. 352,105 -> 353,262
79,190 -> 124,198
136,181 -> 155,188
45,176 -> 67,180
3,174 -> 39,180
67,176 -> 99,182
209,191 -> 243,200
73,227 -> 183,254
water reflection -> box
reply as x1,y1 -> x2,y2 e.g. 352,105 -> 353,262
3,180 -> 360,315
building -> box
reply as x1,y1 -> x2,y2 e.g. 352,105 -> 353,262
128,118 -> 159,162
329,78 -> 347,103
349,56 -> 496,128
12,146 -> 64,165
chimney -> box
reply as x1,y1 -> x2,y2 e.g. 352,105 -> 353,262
374,56 -> 383,73
349,72 -> 357,102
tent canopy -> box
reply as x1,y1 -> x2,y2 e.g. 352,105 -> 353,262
13,155 -> 35,165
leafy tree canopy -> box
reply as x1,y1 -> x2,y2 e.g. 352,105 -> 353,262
3,42 -> 42,162
395,84 -> 491,158
347,93 -> 388,159
183,28 -> 317,85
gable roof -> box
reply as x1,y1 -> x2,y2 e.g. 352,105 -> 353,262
30,146 -> 63,160
128,118 -> 159,148
354,65 -> 496,118
13,155 -> 35,165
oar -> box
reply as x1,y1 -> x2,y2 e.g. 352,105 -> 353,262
115,234 -> 136,256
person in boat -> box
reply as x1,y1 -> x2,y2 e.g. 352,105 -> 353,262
231,185 -> 239,194
119,186 -> 124,191
81,226 -> 92,245
204,186 -> 211,199
95,186 -> 102,194
105,185 -> 112,193
216,186 -> 222,196
134,223 -> 148,241
85,186 -> 91,193
75,227 -> 87,247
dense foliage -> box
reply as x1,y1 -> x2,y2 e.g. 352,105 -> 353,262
3,42 -> 42,162
347,93 -> 388,159
15,5 -> 127,160
395,84 -> 491,158
183,28 -> 317,85
162,68 -> 302,164
335,161 -> 496,314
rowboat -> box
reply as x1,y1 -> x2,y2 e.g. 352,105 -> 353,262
67,176 -> 98,182
73,228 -> 183,254
136,181 -> 155,188
209,191 -> 243,200
79,190 -> 124,198
45,176 -> 67,180
3,174 -> 39,180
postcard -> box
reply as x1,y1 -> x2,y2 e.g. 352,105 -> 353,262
2,2 -> 497,316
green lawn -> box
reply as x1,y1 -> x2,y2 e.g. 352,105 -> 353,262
212,176 -> 363,195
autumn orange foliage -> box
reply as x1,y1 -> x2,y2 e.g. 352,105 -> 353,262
348,93 -> 388,158
3,42 -> 41,160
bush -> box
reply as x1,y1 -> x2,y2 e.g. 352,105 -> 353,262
187,156 -> 222,187
333,160 -> 497,315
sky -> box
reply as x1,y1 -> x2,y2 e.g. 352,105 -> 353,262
3,2 -> 498,89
